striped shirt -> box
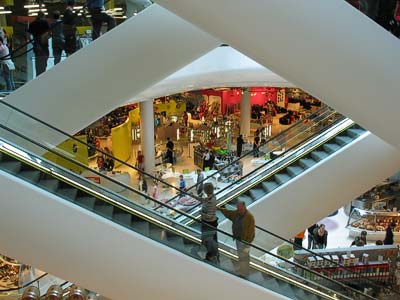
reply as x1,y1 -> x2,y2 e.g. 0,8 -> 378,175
201,195 -> 217,222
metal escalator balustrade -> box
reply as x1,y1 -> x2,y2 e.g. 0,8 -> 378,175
0,100 -> 337,221
159,105 -> 337,208
178,115 -> 363,227
0,123 -> 379,300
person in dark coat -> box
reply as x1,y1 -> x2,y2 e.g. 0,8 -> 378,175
236,134 -> 244,157
383,222 -> 396,245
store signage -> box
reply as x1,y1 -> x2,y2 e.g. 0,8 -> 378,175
277,89 -> 286,108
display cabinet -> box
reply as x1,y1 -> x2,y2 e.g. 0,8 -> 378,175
347,208 -> 400,241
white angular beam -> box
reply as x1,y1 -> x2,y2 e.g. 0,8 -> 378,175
156,0 -> 400,149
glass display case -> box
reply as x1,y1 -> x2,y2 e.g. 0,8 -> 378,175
347,208 -> 400,241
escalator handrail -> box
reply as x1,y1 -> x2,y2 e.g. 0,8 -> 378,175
178,111 -> 346,216
0,272 -> 49,292
0,99 -> 191,198
0,124 -> 378,300
164,105 -> 332,206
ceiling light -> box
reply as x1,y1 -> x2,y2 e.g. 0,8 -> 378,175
0,10 -> 11,14
24,4 -> 39,8
73,6 -> 83,9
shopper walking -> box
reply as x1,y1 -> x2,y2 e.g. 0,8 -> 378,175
136,150 -> 144,172
313,224 -> 328,249
196,169 -> 204,196
28,11 -> 50,76
219,201 -> 255,278
151,181 -> 159,208
294,230 -> 305,250
253,134 -> 260,158
87,0 -> 116,40
50,11 -> 64,65
0,37 -> 15,91
166,137 -> 174,164
236,134 -> 244,157
383,222 -> 396,245
307,223 -> 318,249
63,0 -> 77,56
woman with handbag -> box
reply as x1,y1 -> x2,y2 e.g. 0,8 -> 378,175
0,36 -> 15,91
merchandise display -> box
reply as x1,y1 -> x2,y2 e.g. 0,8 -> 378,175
294,245 -> 399,289
352,180 -> 400,211
347,208 -> 400,241
0,255 -> 20,289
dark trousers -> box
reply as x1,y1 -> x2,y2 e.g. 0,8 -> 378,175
52,45 -> 63,65
2,65 -> 15,91
64,33 -> 77,56
294,237 -> 303,250
237,146 -> 242,157
201,219 -> 219,261
33,45 -> 49,76
89,8 -> 116,40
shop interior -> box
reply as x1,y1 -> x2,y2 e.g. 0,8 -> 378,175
2,84 -> 400,298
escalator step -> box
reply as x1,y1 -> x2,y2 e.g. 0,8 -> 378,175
334,135 -> 353,146
113,211 -> 132,227
18,170 -> 41,183
298,158 -> 316,169
149,225 -> 165,239
304,292 -> 320,300
293,288 -> 308,300
94,201 -> 114,218
235,195 -> 254,206
1,161 -> 22,174
262,277 -> 281,291
57,188 -> 78,201
165,235 -> 186,252
347,128 -> 365,138
247,188 -> 265,201
75,196 -> 96,210
274,173 -> 291,185
277,282 -> 296,299
261,180 -> 279,192
286,165 -> 303,177
131,220 -> 149,235
310,150 -> 329,162
322,143 -> 340,154
38,179 -> 60,192
248,271 -> 265,285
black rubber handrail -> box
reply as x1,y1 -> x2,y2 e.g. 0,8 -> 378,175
0,272 -> 49,292
0,123 -> 378,300
175,110 -> 343,215
0,99 -> 191,198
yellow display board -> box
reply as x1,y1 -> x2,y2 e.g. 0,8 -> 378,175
111,118 -> 132,167
154,100 -> 186,115
76,26 -> 92,35
129,108 -> 140,126
43,135 -> 89,174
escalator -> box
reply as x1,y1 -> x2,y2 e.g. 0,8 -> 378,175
179,118 -> 366,228
0,109 -> 381,300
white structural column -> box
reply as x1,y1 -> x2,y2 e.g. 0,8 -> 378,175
156,0 -> 400,149
1,4 -> 219,141
240,88 -> 251,140
140,100 -> 155,173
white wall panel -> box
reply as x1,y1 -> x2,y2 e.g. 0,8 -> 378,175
156,0 -> 400,149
